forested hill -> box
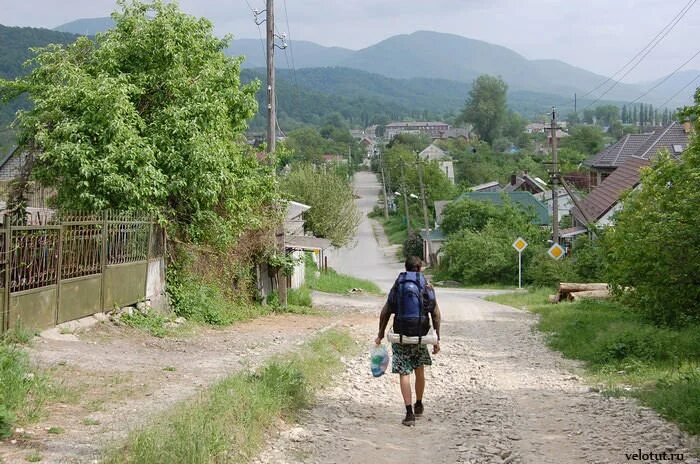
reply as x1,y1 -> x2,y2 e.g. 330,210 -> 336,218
0,25 -> 81,151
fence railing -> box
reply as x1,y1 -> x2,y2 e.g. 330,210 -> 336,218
0,211 -> 165,333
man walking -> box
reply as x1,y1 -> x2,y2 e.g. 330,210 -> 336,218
375,256 -> 441,426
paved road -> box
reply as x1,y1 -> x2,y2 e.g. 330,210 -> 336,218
257,172 -> 699,464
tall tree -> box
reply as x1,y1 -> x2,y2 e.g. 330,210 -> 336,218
0,0 -> 274,246
458,75 -> 508,145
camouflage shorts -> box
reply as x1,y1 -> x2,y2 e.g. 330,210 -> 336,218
391,343 -> 432,375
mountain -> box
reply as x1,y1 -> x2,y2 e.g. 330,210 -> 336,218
54,17 -> 115,35
637,69 -> 700,107
226,39 -> 353,69
44,19 -> 697,108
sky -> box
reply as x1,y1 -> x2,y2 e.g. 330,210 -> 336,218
2,0 -> 699,83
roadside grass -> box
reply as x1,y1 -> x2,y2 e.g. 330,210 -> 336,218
486,288 -> 551,308
487,288 -> 700,435
287,286 -> 312,307
103,329 -> 357,464
0,325 -> 55,438
371,214 -> 407,246
306,266 -> 382,296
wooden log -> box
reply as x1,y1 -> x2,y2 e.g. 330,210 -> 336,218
559,283 -> 608,293
569,290 -> 611,302
548,294 -> 560,304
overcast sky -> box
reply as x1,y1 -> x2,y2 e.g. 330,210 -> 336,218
2,0 -> 699,82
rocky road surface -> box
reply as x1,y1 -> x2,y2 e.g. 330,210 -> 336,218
256,172 -> 699,464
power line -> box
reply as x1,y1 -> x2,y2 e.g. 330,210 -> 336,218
630,47 -> 700,104
282,0 -> 300,95
554,0 -> 697,111
581,0 -> 697,111
658,71 -> 700,108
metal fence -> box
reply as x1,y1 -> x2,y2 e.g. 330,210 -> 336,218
0,211 -> 165,333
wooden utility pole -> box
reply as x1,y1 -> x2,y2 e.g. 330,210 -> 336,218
266,0 -> 275,155
416,154 -> 431,265
378,150 -> 389,219
266,0 -> 286,305
400,161 -> 412,234
550,107 -> 560,244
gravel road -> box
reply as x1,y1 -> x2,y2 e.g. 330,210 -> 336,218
256,172 -> 699,464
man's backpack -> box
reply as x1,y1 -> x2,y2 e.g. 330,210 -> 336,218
390,272 -> 435,339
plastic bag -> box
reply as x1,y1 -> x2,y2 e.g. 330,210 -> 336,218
370,344 -> 389,378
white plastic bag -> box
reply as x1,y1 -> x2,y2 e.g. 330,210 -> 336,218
370,344 -> 389,377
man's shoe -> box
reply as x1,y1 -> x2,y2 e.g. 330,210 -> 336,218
414,402 -> 424,417
402,411 -> 416,426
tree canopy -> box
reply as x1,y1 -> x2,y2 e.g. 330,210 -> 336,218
458,75 -> 508,145
0,1 -> 275,246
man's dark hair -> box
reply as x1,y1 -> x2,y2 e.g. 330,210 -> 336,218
405,256 -> 422,272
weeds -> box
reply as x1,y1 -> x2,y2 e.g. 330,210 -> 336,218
305,255 -> 381,295
47,426 -> 64,434
104,329 -> 356,464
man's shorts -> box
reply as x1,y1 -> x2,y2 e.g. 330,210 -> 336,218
391,343 -> 432,375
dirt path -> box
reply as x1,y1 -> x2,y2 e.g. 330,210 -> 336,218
0,308 -> 371,464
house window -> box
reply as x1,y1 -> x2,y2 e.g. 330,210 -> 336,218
673,144 -> 683,154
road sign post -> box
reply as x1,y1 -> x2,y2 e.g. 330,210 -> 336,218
512,237 -> 528,289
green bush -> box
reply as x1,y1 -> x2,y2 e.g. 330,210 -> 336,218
525,249 -> 579,287
287,287 -> 312,307
403,232 -> 423,260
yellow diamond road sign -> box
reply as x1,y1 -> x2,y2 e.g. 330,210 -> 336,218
548,243 -> 565,260
512,237 -> 528,252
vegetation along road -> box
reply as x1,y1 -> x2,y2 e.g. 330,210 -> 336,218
256,172 -> 699,464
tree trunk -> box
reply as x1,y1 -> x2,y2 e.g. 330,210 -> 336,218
569,290 -> 611,301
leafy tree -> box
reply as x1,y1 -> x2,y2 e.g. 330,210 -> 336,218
280,164 -> 360,247
561,125 -> 604,155
0,1 -> 274,246
440,198 -> 499,235
605,91 -> 700,325
594,104 -> 620,127
440,199 -> 547,284
458,75 -> 508,145
583,108 -> 595,124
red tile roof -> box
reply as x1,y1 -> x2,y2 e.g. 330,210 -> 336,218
572,156 -> 650,224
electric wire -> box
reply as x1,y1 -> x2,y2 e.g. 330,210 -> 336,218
554,0 -> 697,110
629,47 -> 700,104
580,0 -> 697,111
658,71 -> 700,108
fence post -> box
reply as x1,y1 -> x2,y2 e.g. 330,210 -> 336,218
100,211 -> 108,311
2,217 -> 10,333
55,223 -> 63,326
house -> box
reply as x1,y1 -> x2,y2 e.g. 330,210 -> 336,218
525,122 -> 547,134
257,200 -> 331,299
502,173 -> 548,194
439,127 -> 471,141
385,121 -> 450,140
419,144 -> 455,184
450,191 -> 550,226
571,156 -> 649,230
470,181 -> 501,192
585,121 -> 689,186
419,229 -> 446,264
534,189 -> 573,220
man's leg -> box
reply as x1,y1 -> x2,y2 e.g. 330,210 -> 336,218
399,373 -> 416,426
414,366 -> 425,401
400,373 -> 412,406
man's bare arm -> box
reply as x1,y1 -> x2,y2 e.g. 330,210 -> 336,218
377,301 -> 392,340
431,301 -> 441,341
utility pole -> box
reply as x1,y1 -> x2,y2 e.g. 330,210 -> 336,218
400,160 -> 412,235
378,150 -> 389,219
266,0 -> 286,306
550,107 -> 560,244
416,153 -> 432,265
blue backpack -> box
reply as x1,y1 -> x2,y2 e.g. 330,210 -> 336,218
390,272 -> 435,339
